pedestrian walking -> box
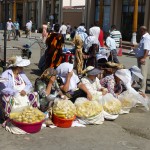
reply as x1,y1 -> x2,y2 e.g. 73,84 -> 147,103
110,25 -> 122,48
73,25 -> 88,75
26,20 -> 32,38
13,20 -> 20,40
134,26 -> 150,93
44,24 -> 64,69
67,23 -> 71,34
105,32 -> 120,63
59,22 -> 67,40
7,18 -> 13,41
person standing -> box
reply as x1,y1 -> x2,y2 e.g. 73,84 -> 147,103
7,18 -> 13,41
59,22 -> 67,40
105,32 -> 120,63
67,23 -> 71,33
26,20 -> 32,38
110,25 -> 122,48
44,24 -> 64,70
13,20 -> 20,40
73,25 -> 88,75
134,26 -> 150,93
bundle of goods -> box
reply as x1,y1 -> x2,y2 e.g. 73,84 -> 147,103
52,100 -> 76,128
75,98 -> 104,125
101,93 -> 121,115
118,90 -> 140,113
9,106 -> 45,133
75,98 -> 103,118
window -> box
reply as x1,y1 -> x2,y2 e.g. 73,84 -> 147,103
95,0 -> 111,32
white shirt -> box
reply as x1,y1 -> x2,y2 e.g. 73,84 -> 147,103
7,21 -> 13,30
110,30 -> 122,48
59,24 -> 67,34
81,77 -> 101,94
135,33 -> 150,58
26,22 -> 32,30
61,73 -> 80,91
106,36 -> 116,50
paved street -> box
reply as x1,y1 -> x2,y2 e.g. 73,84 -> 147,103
0,32 -> 150,150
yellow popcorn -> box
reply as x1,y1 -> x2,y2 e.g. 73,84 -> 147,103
52,100 -> 76,119
9,107 -> 45,123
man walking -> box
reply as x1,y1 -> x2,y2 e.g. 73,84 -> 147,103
134,26 -> 150,93
105,32 -> 120,63
110,25 -> 122,48
26,20 -> 32,38
59,22 -> 67,40
7,18 -> 13,41
13,20 -> 20,40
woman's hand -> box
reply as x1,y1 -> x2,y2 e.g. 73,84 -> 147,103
100,88 -> 108,95
87,92 -> 92,101
20,90 -> 26,96
48,76 -> 56,84
139,91 -> 146,98
67,71 -> 73,79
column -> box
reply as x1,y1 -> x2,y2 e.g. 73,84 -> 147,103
99,0 -> 104,28
13,0 -> 16,22
131,0 -> 138,44
40,0 -> 44,27
23,1 -> 27,26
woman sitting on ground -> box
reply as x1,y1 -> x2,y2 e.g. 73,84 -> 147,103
56,62 -> 92,102
100,66 -> 144,98
0,56 -> 39,121
100,68 -> 123,97
35,68 -> 64,112
81,66 -> 108,102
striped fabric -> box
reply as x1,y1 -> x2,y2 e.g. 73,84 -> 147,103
110,30 -> 122,48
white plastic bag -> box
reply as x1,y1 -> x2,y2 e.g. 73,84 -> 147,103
11,94 -> 30,112
101,93 -> 121,115
125,83 -> 150,111
118,90 -> 137,114
75,97 -> 104,125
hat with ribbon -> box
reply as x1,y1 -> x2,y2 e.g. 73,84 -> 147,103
83,66 -> 101,76
8,56 -> 30,68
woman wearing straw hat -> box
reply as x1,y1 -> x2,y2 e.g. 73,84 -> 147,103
0,56 -> 39,121
81,66 -> 108,102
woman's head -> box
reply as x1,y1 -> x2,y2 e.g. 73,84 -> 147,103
40,68 -> 57,83
114,69 -> 131,84
12,66 -> 24,74
83,66 -> 101,80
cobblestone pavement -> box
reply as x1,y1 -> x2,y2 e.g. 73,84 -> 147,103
0,31 -> 150,150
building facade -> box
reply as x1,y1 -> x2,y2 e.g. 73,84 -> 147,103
0,0 -> 62,30
85,0 -> 150,42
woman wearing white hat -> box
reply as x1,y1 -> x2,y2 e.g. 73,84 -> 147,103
0,56 -> 39,121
